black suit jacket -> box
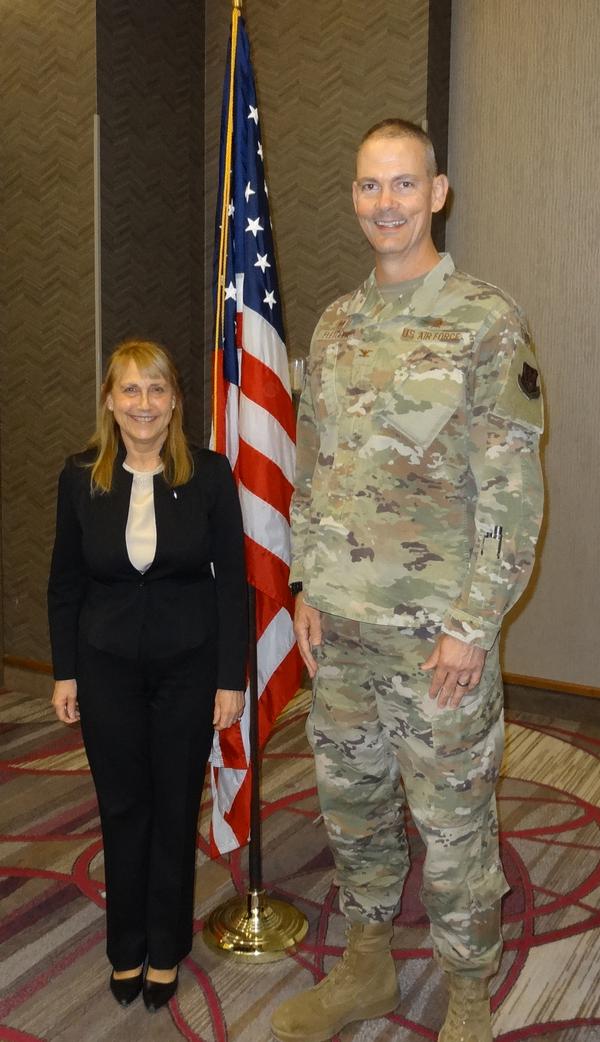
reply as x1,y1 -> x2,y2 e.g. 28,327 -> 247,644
47,444 -> 248,689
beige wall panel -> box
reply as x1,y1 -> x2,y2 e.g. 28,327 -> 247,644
447,0 -> 600,687
204,0 -> 431,428
0,1 -> 97,662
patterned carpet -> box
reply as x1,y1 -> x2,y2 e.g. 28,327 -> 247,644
1,686 -> 599,1042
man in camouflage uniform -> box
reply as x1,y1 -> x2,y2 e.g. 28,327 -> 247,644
270,120 -> 543,1042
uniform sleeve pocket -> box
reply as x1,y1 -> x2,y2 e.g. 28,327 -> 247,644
492,341 -> 544,434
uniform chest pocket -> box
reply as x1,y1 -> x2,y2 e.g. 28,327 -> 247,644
375,348 -> 465,450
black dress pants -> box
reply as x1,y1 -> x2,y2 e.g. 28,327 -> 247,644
76,638 -> 217,970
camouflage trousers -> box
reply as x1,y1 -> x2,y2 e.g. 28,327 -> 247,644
307,612 -> 510,977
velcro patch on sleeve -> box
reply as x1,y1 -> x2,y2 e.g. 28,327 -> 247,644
492,341 -> 544,434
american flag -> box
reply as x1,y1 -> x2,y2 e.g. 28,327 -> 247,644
209,13 -> 302,856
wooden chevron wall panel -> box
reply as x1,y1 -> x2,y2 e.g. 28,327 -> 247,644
0,1 -> 97,665
97,0 -> 205,446
203,0 -> 447,427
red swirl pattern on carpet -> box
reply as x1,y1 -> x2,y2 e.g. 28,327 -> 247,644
1,688 -> 599,1041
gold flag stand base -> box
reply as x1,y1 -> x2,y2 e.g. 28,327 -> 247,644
203,888 -> 308,962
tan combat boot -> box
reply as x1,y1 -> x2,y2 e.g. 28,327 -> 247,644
438,974 -> 493,1042
270,921 -> 399,1042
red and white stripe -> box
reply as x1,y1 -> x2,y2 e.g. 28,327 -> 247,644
210,296 -> 302,855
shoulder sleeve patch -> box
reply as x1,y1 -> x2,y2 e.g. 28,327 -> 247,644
493,340 -> 544,434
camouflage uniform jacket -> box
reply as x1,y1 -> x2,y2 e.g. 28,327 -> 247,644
289,253 -> 544,650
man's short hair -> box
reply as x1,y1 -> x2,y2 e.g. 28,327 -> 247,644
359,118 -> 438,178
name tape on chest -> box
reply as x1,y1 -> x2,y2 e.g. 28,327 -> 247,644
401,327 -> 465,344
318,321 -> 353,341
319,322 -> 468,345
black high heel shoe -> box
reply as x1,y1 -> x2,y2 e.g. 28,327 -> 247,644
143,967 -> 179,1012
109,969 -> 144,1007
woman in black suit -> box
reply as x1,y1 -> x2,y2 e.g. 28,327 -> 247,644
48,338 -> 247,1011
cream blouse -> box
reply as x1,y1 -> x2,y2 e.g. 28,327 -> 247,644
122,462 -> 163,573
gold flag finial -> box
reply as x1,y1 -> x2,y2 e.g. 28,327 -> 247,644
233,0 -> 242,8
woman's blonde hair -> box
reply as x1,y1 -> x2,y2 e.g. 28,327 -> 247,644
89,338 -> 194,492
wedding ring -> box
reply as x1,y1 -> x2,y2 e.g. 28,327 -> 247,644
456,680 -> 469,687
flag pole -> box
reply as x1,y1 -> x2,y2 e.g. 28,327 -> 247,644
204,586 -> 307,961
203,0 -> 308,962
247,583 -> 262,891
211,0 -> 239,450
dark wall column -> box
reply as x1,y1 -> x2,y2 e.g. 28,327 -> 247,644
427,0 -> 452,250
97,0 -> 205,444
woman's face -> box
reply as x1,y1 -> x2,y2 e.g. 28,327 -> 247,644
106,360 -> 175,454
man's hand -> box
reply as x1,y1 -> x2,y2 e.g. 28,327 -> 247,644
294,593 -> 322,678
421,634 -> 487,708
52,679 -> 80,724
213,689 -> 245,730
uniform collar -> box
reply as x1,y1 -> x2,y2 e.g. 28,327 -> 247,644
358,252 -> 456,318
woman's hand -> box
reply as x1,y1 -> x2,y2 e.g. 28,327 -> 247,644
213,688 -> 245,730
52,679 -> 80,724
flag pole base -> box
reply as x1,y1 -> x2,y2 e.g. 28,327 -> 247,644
202,888 -> 308,962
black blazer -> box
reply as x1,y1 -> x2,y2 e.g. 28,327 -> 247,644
48,444 -> 248,689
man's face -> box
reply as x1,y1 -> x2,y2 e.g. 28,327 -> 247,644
352,135 -> 448,263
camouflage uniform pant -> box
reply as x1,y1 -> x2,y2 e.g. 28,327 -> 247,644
307,612 -> 510,978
